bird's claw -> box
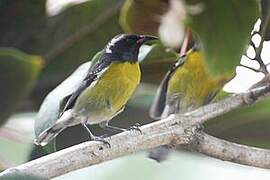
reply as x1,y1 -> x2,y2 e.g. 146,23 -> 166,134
92,136 -> 111,148
127,123 -> 142,134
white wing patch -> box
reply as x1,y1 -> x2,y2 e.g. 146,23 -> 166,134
105,34 -> 124,53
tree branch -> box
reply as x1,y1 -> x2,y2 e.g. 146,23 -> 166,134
0,115 -> 193,179
185,84 -> 270,125
240,64 -> 261,73
1,84 -> 270,179
188,131 -> 270,169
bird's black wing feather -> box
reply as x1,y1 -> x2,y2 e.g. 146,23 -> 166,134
61,57 -> 111,114
149,55 -> 186,120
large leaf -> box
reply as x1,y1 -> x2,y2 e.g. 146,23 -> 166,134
119,0 -> 168,36
42,0 -> 123,78
261,0 -> 270,40
0,0 -> 46,53
205,98 -> 270,148
0,48 -> 42,126
186,0 -> 258,77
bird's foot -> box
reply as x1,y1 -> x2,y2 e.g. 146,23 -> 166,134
127,123 -> 142,134
91,136 -> 111,148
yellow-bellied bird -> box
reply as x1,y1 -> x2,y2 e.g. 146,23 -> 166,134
149,48 -> 226,161
35,34 -> 157,146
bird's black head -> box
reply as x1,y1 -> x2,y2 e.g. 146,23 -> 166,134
104,34 -> 158,62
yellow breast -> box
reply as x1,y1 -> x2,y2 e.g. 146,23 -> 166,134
168,51 -> 221,110
96,61 -> 141,110
75,61 -> 141,117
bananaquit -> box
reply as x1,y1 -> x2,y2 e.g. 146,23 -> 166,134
148,48 -> 224,162
34,34 -> 157,146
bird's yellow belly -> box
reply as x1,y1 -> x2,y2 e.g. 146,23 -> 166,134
167,61 -> 219,111
75,62 -> 141,124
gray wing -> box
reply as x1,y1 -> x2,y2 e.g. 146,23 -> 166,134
35,61 -> 91,137
149,55 -> 186,120
35,51 -> 104,138
149,70 -> 172,120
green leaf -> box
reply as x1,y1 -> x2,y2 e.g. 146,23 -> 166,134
0,0 -> 46,53
42,0 -> 123,78
119,0 -> 168,35
186,0 -> 258,77
0,0 -> 123,102
0,48 -> 42,126
261,0 -> 270,40
205,98 -> 270,148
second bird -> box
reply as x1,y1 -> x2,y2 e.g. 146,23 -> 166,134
35,34 -> 157,146
149,48 -> 226,161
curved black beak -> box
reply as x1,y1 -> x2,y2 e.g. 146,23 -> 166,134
137,35 -> 158,44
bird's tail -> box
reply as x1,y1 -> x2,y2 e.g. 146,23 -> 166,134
34,124 -> 65,146
148,145 -> 170,162
34,110 -> 74,146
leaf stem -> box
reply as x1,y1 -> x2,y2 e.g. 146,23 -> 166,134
180,28 -> 192,56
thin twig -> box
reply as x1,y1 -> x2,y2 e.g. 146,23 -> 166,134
253,19 -> 269,74
245,18 -> 269,74
180,28 -> 192,56
240,64 -> 261,73
1,84 -> 270,179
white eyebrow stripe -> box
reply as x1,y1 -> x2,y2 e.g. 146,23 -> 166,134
105,34 -> 125,53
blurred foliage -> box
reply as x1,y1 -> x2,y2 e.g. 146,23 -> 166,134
261,0 -> 270,40
119,0 -> 169,36
0,0 -> 47,52
0,0 -> 124,108
186,0 -> 258,78
0,139 -> 31,166
41,0 -> 123,78
119,0 -> 259,79
0,48 -> 42,126
0,173 -> 44,180
55,151 -> 270,180
205,98 -> 270,148
0,0 -> 122,73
